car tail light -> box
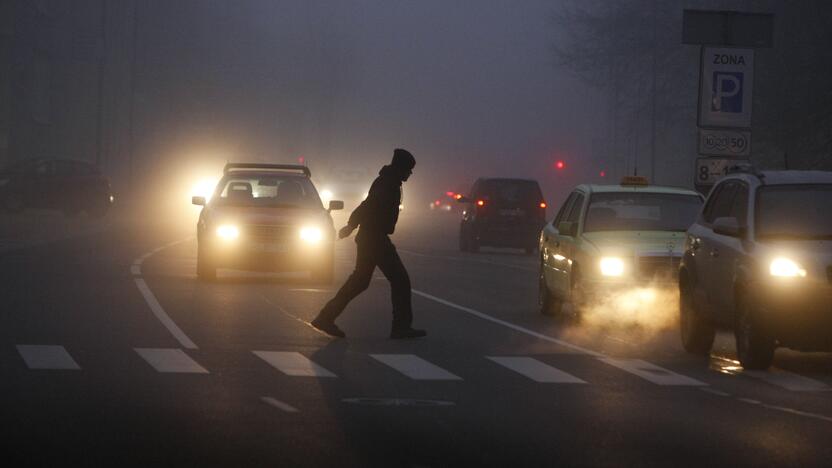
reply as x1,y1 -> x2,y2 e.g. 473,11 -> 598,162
539,202 -> 547,209
476,199 -> 485,207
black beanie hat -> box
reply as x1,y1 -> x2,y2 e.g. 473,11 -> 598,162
392,148 -> 416,170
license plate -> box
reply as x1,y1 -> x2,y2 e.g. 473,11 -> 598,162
499,208 -> 525,217
251,243 -> 288,253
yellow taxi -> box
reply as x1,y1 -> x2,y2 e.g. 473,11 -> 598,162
191,163 -> 343,282
538,176 -> 704,316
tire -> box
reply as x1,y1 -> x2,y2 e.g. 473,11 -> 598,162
569,265 -> 586,317
539,262 -> 562,316
679,277 -> 715,355
735,293 -> 775,370
196,241 -> 216,281
311,258 -> 334,284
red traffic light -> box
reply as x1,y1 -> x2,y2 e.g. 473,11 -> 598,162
555,160 -> 565,170
599,170 -> 606,177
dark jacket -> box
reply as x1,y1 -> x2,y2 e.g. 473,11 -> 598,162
348,165 -> 402,238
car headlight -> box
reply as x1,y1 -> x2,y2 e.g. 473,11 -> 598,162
600,257 -> 625,276
320,189 -> 334,201
770,257 -> 806,278
299,226 -> 323,244
216,224 -> 239,240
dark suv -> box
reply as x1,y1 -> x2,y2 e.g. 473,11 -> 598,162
679,168 -> 832,369
457,178 -> 546,254
0,158 -> 112,217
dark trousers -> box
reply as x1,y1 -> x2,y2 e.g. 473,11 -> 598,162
317,233 -> 413,328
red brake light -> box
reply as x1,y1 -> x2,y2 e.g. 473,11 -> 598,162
454,194 -> 463,200
539,202 -> 547,209
476,199 -> 485,207
434,200 -> 441,206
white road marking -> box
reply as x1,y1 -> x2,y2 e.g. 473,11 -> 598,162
744,368 -> 831,392
371,354 -> 462,381
260,396 -> 299,413
737,398 -> 761,405
134,348 -> 208,374
130,238 -> 197,349
487,356 -> 586,383
699,387 -> 731,397
599,358 -> 707,386
253,351 -> 336,377
134,278 -> 198,349
760,403 -> 832,423
16,345 -> 81,370
412,289 -> 602,357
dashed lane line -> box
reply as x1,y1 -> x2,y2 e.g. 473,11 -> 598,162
131,238 -> 197,349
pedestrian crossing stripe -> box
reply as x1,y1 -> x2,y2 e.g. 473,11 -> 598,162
371,354 -> 462,381
134,348 -> 209,374
487,356 -> 586,383
599,358 -> 707,386
16,345 -> 81,370
253,351 -> 337,377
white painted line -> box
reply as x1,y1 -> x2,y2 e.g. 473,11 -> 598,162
487,356 -> 586,383
761,403 -> 832,423
134,348 -> 208,374
599,358 -> 707,386
253,351 -> 336,377
412,289 -> 602,357
130,264 -> 141,275
134,278 -> 197,349
737,398 -> 761,405
744,368 -> 831,392
16,345 -> 81,370
699,387 -> 731,397
371,354 -> 462,381
260,396 -> 299,413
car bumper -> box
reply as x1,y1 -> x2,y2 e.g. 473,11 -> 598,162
754,280 -> 832,351
204,238 -> 333,272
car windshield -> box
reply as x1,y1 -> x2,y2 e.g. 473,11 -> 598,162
213,175 -> 322,209
756,184 -> 832,240
583,192 -> 702,232
480,180 -> 542,204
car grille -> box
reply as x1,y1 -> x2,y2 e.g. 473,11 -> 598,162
243,224 -> 293,242
637,256 -> 680,281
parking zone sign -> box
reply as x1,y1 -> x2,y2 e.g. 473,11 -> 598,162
698,47 -> 754,128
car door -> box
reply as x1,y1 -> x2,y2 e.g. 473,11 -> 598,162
708,180 -> 749,319
698,180 -> 738,314
552,191 -> 585,297
542,192 -> 577,294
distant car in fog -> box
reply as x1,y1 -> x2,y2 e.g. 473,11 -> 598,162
538,176 -> 703,317
0,158 -> 112,217
192,163 -> 343,282
680,168 -> 832,370
457,178 -> 546,254
428,191 -> 462,212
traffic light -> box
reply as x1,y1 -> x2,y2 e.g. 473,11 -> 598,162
599,170 -> 606,178
555,160 -> 565,170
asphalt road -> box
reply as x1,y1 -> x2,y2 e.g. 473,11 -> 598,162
2,209 -> 832,467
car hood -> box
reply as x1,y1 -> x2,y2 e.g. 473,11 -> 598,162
206,205 -> 331,227
581,231 -> 686,257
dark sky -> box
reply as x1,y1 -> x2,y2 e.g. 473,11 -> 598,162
139,0 -> 600,200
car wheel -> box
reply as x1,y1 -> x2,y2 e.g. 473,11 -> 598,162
311,258 -> 334,284
735,293 -> 775,370
539,262 -> 562,316
569,266 -> 585,316
679,278 -> 715,355
196,241 -> 216,281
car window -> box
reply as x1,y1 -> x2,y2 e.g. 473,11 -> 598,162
756,184 -> 832,240
583,192 -> 703,232
703,181 -> 738,224
479,179 -> 543,205
552,192 -> 577,226
565,193 -> 585,224
729,183 -> 749,226
214,175 -> 323,208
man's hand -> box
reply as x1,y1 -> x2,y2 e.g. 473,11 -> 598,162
338,225 -> 355,239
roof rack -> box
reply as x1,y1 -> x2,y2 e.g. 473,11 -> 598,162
223,163 -> 311,177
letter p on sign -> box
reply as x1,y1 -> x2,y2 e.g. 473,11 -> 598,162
711,72 -> 743,113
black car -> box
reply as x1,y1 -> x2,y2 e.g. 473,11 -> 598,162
457,178 -> 547,254
0,158 -> 112,217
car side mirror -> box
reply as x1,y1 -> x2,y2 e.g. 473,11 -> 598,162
713,216 -> 744,237
557,221 -> 578,237
456,195 -> 470,204
328,200 -> 344,211
192,196 -> 206,206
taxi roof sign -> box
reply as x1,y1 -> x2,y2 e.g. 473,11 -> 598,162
620,175 -> 649,187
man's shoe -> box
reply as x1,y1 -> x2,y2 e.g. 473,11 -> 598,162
310,318 -> 346,338
390,327 -> 427,339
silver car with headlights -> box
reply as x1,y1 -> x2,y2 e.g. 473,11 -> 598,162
191,163 -> 343,283
538,177 -> 704,317
679,168 -> 832,369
